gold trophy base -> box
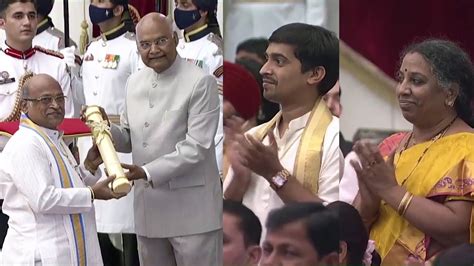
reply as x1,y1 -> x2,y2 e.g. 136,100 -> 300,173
111,176 -> 132,194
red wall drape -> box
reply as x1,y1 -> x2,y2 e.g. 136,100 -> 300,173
340,0 -> 474,79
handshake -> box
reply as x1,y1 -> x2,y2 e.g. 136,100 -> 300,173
80,105 -> 148,200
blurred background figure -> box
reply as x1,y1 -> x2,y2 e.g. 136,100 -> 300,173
234,56 -> 280,125
223,199 -> 262,266
33,0 -> 76,50
235,38 -> 268,65
223,61 -> 261,177
323,80 -> 341,117
224,0 -> 339,61
323,80 -> 353,157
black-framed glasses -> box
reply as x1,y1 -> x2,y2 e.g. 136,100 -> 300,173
23,95 -> 67,105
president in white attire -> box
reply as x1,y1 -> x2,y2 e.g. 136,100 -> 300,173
108,13 -> 222,266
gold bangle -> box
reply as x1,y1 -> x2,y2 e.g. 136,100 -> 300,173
397,191 -> 411,215
401,194 -> 414,217
87,186 -> 95,202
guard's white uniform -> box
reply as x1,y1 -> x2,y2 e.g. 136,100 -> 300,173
177,25 -> 224,177
80,27 -> 140,234
32,17 -> 74,51
0,30 -> 5,47
0,42 -> 74,151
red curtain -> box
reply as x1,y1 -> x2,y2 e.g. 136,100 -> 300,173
340,0 -> 474,78
129,0 -> 166,16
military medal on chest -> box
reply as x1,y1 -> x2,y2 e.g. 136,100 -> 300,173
0,71 -> 15,84
102,54 -> 120,69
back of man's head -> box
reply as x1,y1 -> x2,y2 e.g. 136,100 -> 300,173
223,199 -> 262,246
327,201 -> 368,265
0,0 -> 36,17
266,202 -> 340,258
35,0 -> 52,17
268,23 -> 339,95
433,244 -> 474,266
236,38 -> 269,64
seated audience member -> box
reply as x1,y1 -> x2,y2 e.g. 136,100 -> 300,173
223,199 -> 262,266
261,202 -> 339,266
235,58 -> 280,125
327,201 -> 370,266
235,38 -> 269,65
432,243 -> 474,266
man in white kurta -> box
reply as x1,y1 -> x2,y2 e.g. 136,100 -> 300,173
0,73 -> 120,265
223,23 -> 341,239
0,121 -> 102,265
224,115 -> 341,238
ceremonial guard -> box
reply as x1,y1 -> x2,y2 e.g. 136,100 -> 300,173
80,0 -> 140,264
32,0 -> 84,116
0,37 -> 74,131
175,0 -> 224,176
32,0 -> 77,51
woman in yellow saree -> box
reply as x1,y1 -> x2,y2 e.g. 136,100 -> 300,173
351,39 -> 474,265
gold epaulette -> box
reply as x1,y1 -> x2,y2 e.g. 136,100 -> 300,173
34,45 -> 64,59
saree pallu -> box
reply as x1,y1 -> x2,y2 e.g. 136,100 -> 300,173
371,132 -> 474,265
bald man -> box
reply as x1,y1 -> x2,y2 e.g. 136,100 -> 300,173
108,13 -> 222,266
0,73 -> 120,265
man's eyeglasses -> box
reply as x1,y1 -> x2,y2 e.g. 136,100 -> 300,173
23,95 -> 67,105
138,37 -> 170,51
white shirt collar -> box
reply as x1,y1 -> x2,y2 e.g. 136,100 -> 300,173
38,125 -> 63,144
275,111 -> 311,138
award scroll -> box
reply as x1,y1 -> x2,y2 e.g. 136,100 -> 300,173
84,105 -> 131,194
